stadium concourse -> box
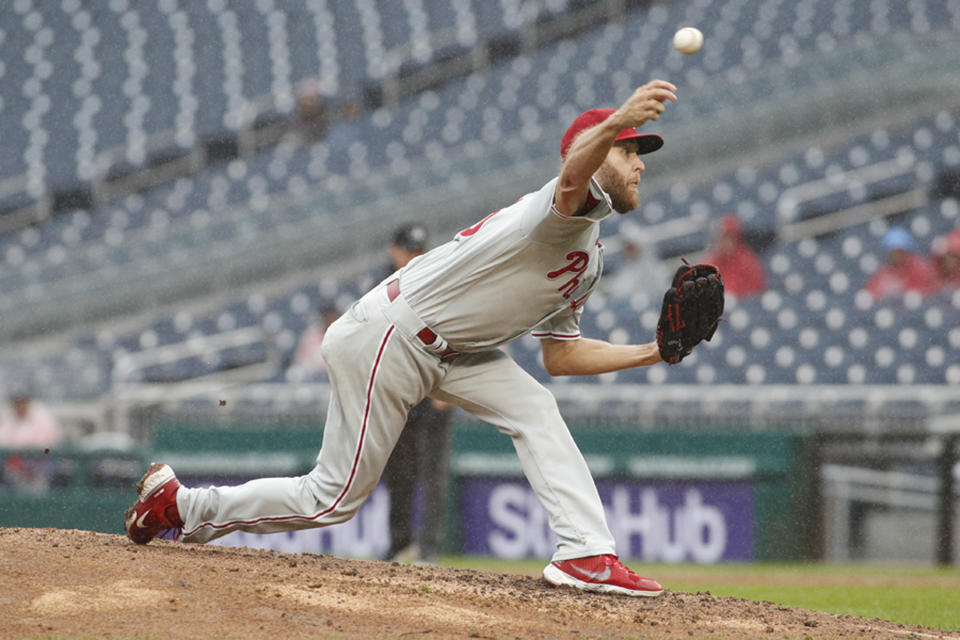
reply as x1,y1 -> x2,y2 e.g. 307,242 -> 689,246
0,0 -> 958,564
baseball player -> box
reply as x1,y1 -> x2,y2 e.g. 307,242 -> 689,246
127,80 -> 683,597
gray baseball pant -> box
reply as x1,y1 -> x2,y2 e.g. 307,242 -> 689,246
176,285 -> 616,561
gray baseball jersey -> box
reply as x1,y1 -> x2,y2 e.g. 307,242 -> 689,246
176,176 -> 620,562
400,175 -> 611,350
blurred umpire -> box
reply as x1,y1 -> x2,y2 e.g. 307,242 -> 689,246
381,223 -> 454,563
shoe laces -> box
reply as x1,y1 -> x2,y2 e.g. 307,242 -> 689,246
604,555 -> 638,578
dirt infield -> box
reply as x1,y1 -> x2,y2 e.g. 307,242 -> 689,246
3,528 -> 958,640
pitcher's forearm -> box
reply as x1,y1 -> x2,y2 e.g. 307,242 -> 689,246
542,338 -> 663,376
557,118 -> 624,195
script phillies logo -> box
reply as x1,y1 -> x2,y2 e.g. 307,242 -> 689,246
547,251 -> 589,298
547,250 -> 595,310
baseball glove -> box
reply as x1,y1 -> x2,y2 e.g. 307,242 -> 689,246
656,262 -> 725,364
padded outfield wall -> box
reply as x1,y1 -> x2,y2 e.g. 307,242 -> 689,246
0,417 -> 816,563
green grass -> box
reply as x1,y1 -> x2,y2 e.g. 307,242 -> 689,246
439,557 -> 960,631
667,580 -> 959,631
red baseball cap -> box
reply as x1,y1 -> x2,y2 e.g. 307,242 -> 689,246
560,108 -> 664,159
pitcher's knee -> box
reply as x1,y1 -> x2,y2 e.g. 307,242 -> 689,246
302,470 -> 374,524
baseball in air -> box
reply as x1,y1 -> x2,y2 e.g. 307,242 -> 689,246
673,27 -> 703,55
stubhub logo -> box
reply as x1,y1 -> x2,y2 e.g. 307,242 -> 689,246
461,479 -> 753,562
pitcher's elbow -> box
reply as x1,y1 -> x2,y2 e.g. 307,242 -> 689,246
543,359 -> 572,377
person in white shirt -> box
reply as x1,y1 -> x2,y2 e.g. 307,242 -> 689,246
0,391 -> 61,450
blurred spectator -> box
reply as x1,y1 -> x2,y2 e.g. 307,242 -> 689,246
864,227 -> 938,300
703,214 -> 766,298
288,302 -> 341,381
931,229 -> 960,292
293,78 -> 329,142
0,389 -> 61,449
603,219 -> 667,303
381,223 -> 454,564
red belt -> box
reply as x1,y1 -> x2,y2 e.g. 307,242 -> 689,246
386,279 -> 459,362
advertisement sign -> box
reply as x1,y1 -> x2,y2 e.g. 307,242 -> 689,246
460,479 -> 754,562
192,476 -> 753,563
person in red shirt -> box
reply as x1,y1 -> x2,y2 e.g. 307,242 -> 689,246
864,227 -> 938,300
703,214 -> 766,298
931,229 -> 960,292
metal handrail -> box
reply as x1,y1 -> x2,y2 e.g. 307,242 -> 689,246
112,326 -> 269,384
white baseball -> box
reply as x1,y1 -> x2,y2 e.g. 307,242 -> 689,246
673,27 -> 703,55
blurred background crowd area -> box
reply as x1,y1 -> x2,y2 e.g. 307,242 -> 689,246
0,0 -> 956,476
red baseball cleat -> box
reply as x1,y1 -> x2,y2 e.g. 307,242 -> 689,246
124,463 -> 183,544
543,554 -> 664,597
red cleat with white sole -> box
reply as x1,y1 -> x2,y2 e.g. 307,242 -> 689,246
543,554 -> 664,597
124,463 -> 183,544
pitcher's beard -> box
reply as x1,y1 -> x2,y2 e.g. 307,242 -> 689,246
596,164 -> 640,213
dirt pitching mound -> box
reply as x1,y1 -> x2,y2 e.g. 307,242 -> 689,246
3,528 -> 956,640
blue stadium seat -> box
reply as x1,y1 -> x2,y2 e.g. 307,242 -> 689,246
3,0 -> 960,398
